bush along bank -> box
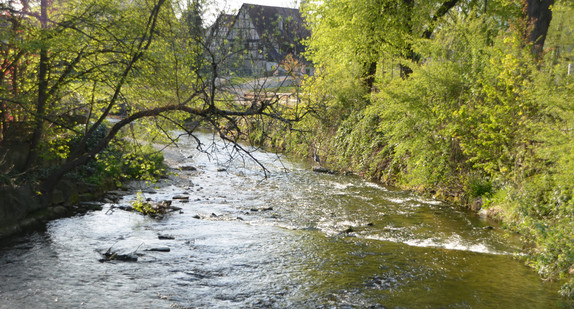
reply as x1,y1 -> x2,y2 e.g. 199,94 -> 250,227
0,137 -> 166,240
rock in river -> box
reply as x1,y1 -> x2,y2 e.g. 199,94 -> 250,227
173,195 -> 189,201
179,165 -> 197,171
145,247 -> 171,252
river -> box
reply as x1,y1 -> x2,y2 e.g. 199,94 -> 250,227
0,132 -> 569,308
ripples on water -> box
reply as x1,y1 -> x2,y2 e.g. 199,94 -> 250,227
0,133 -> 569,308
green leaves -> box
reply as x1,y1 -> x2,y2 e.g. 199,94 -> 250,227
293,0 -> 574,299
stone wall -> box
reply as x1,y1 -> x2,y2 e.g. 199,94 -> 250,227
0,185 -> 42,238
0,179 -> 110,240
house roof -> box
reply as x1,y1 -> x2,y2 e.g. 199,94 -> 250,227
216,13 -> 235,28
241,3 -> 307,38
235,3 -> 310,62
207,13 -> 235,38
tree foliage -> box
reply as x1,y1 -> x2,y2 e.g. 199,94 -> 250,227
291,0 -> 574,298
0,0 -> 299,200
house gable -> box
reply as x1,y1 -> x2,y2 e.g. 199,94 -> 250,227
226,3 -> 309,65
241,4 -> 309,62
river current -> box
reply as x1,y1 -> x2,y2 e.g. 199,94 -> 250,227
0,132 -> 569,308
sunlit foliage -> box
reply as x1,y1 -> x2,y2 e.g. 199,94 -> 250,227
284,0 -> 574,298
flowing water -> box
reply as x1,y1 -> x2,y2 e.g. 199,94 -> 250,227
0,132 -> 570,308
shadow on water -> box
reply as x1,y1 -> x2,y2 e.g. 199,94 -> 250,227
0,132 -> 571,308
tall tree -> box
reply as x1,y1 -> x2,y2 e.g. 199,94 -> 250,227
24,0 -> 50,170
525,0 -> 555,56
303,0 -> 462,94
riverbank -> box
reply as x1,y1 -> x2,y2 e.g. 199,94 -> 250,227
0,178 -> 116,240
0,133 -> 168,240
0,138 -> 196,241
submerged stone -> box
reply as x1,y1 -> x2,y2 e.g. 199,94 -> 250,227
179,165 -> 197,171
173,195 -> 189,200
146,247 -> 170,252
99,252 -> 138,262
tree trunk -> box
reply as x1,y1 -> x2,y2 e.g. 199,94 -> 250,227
399,0 -> 415,79
400,0 -> 459,78
24,0 -> 50,170
422,0 -> 459,39
362,61 -> 378,92
526,0 -> 555,56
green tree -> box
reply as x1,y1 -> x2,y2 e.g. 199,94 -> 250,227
0,0 -> 299,202
293,0 -> 574,298
303,0 -> 462,93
